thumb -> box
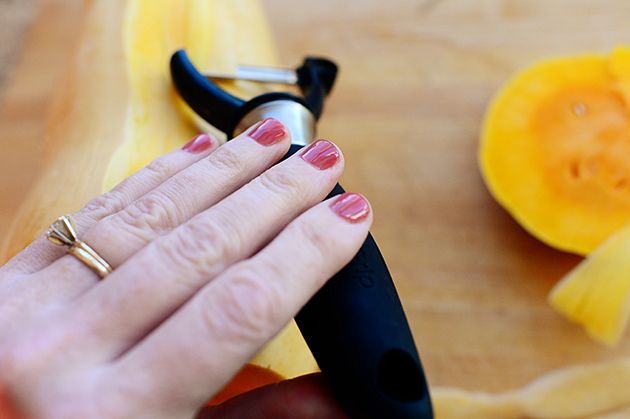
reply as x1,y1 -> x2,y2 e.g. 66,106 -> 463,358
195,373 -> 349,419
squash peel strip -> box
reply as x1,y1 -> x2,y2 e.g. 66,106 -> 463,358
433,357 -> 630,418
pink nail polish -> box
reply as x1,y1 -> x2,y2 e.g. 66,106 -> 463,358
300,139 -> 340,170
182,133 -> 214,153
248,118 -> 287,146
329,193 -> 370,223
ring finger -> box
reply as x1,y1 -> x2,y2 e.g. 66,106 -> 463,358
66,138 -> 343,363
0,133 -> 219,326
3,132 -> 219,275
37,118 -> 290,293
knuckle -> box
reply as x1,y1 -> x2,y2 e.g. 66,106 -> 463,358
154,231 -> 207,277
200,267 -> 284,344
291,219 -> 335,260
143,156 -> 173,181
154,217 -> 239,280
117,193 -> 181,238
209,145 -> 244,173
81,190 -> 126,222
256,167 -> 304,201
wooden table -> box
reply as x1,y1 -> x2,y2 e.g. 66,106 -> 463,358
2,0 -> 630,393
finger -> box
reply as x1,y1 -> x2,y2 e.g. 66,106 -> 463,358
0,135 -> 218,325
103,193 -> 372,416
196,373 -> 349,419
2,133 -> 218,275
71,139 -> 343,361
41,118 -> 290,285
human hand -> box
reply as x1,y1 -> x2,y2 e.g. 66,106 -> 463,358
0,118 -> 371,418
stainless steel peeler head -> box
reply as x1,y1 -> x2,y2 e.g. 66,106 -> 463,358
170,50 -> 337,145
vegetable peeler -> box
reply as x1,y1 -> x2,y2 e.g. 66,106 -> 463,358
170,50 -> 433,419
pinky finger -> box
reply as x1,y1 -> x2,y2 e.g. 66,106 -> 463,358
104,193 -> 372,417
2,133 -> 218,274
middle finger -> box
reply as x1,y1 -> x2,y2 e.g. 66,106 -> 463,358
43,118 -> 290,282
69,139 -> 343,362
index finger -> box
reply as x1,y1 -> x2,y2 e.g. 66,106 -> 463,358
103,193 -> 372,415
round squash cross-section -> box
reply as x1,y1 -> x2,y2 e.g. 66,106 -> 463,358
480,49 -> 630,255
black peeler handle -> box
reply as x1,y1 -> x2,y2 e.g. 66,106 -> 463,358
169,52 -> 432,417
285,144 -> 433,419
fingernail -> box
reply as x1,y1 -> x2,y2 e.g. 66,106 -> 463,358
248,118 -> 287,146
300,139 -> 340,170
329,193 -> 370,223
182,133 -> 214,153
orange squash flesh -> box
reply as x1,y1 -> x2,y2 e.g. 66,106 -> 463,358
481,47 -> 630,345
208,364 -> 283,406
549,222 -> 630,345
480,48 -> 630,255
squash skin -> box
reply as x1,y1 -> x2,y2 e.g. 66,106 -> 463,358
479,49 -> 630,255
1,0 -> 316,389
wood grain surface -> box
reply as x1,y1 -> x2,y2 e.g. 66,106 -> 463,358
2,0 -> 630,394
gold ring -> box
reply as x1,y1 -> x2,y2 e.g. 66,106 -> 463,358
46,215 -> 112,278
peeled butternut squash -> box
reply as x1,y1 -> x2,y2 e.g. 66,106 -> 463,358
480,47 -> 630,255
473,48 -> 630,417
0,0 -> 316,392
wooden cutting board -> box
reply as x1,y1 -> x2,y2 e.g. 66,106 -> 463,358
2,0 -> 630,394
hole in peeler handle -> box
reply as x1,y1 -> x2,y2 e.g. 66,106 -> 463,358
377,349 -> 427,402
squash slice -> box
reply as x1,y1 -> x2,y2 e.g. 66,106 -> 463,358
549,222 -> 630,345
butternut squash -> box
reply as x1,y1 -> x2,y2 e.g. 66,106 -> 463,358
480,47 -> 630,345
546,53 -> 630,346
470,48 -> 630,418
480,47 -> 630,256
